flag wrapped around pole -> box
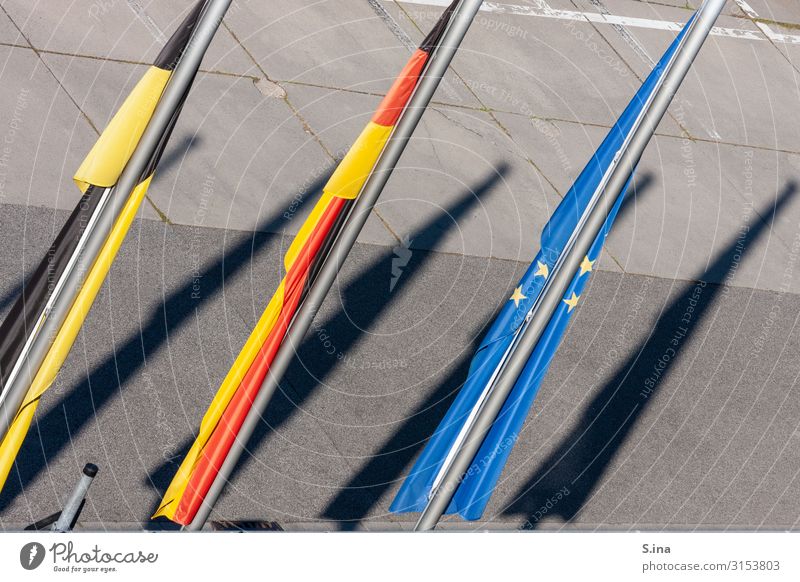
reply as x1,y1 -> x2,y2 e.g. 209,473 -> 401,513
154,0 -> 465,526
0,0 -> 205,408
391,0 -> 725,529
0,0 -> 228,492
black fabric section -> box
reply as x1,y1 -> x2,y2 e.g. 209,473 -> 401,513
139,65 -> 197,181
153,0 -> 207,71
419,0 -> 460,53
302,197 -> 356,299
139,94 -> 186,181
0,186 -> 104,394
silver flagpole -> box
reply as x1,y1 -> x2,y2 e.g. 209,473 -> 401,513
0,0 -> 232,442
414,0 -> 726,531
185,0 -> 486,530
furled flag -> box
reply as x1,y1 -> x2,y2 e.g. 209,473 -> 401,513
0,0 -> 211,491
390,13 -> 696,521
154,0 -> 462,525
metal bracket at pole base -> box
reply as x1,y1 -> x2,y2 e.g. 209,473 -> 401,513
25,463 -> 98,532
51,463 -> 98,532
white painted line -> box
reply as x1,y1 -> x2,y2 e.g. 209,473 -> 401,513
732,0 -> 799,44
126,0 -> 167,45
397,0 -> 800,44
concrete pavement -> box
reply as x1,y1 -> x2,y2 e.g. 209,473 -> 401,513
0,0 -> 799,530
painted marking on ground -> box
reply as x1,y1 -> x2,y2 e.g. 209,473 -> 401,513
733,0 -> 799,44
396,0 -> 800,44
125,0 -> 166,44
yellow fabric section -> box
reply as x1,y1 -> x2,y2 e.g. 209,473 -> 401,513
283,121 -> 392,271
153,282 -> 287,519
283,192 -> 334,271
153,121 -> 394,521
324,121 -> 392,200
74,67 -> 170,193
0,176 -> 154,492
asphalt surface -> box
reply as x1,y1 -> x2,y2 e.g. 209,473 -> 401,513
1,0 -> 800,531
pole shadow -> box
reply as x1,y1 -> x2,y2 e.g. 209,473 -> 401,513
145,163 -> 511,524
317,172 -> 653,527
503,182 -> 796,528
150,134 -> 203,186
0,170 -> 328,512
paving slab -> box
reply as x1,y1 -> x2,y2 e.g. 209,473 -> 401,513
0,6 -> 23,45
741,0 -> 800,25
574,0 -> 744,21
223,0 -> 479,109
585,1 -> 800,151
492,111 -> 800,293
605,133 -> 799,293
1,0 -> 800,533
1,0 -> 254,75
434,2 -> 682,130
42,53 -> 397,246
0,45 -> 97,212
389,272 -> 800,529
284,81 -> 571,263
0,203 -> 357,526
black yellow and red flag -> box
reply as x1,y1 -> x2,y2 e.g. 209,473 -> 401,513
154,0 -> 461,525
0,0 -> 211,491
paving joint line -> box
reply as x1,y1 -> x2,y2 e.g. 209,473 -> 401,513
279,81 -> 800,155
388,1 -> 566,199
569,0 -> 694,140
731,0 -> 800,85
629,0 -> 695,10
32,47 -> 261,81
11,198 -> 797,296
220,20 -> 335,160
144,196 -> 173,225
0,39 -> 261,80
370,207 -> 403,244
279,78 -> 481,112
218,16 -> 406,245
0,40 -> 28,50
0,4 -> 102,135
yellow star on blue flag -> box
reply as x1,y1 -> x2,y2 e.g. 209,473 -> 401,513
579,256 -> 595,275
563,292 -> 580,312
509,286 -> 527,308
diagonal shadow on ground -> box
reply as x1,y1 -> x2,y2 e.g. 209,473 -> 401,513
0,169 -> 327,512
502,182 -> 796,528
145,163 -> 511,525
319,173 -> 654,527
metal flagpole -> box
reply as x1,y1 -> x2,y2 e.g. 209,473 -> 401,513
185,0 -> 486,530
0,0 -> 232,441
413,0 -> 726,531
52,463 -> 98,532
0,185 -> 114,411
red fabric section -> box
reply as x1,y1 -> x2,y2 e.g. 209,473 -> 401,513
371,49 -> 428,127
172,195 -> 348,525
